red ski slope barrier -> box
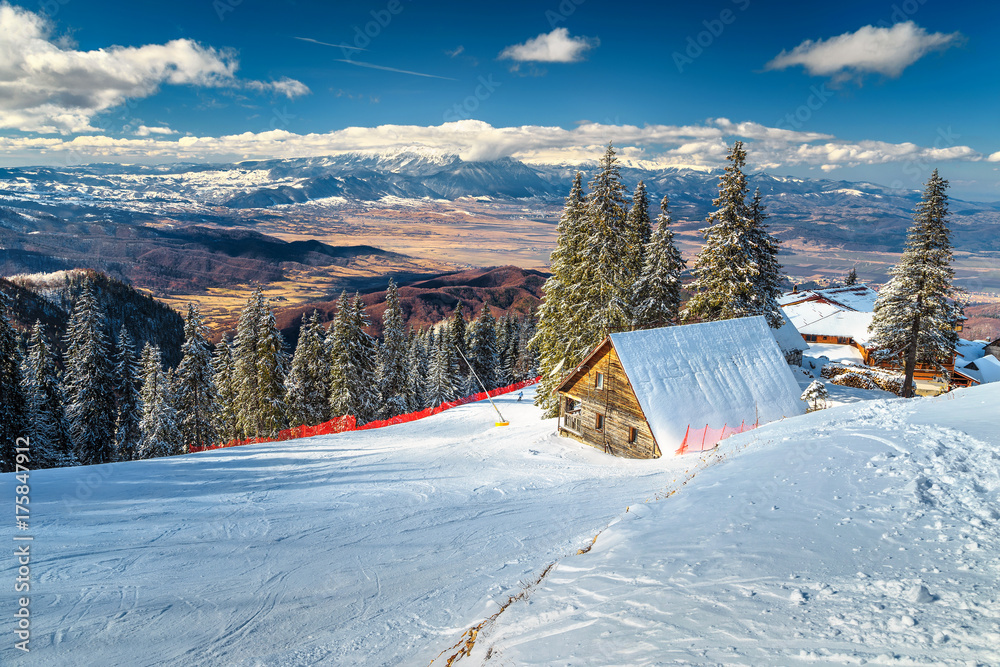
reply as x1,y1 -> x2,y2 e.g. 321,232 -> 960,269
674,419 -> 759,456
189,377 -> 540,454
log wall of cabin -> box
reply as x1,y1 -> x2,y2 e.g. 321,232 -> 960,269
557,344 -> 660,459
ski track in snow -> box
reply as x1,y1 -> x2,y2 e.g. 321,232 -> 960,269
1,388 -> 694,666
3,385 -> 998,665
475,388 -> 1000,666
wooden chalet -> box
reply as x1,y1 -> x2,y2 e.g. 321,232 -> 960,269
556,317 -> 805,458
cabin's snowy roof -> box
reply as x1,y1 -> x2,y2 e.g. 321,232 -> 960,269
778,284 -> 878,313
955,339 -> 986,365
956,354 -> 1000,384
608,317 -> 805,452
794,310 -> 875,344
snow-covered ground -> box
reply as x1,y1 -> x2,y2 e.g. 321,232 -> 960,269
3,383 -> 998,665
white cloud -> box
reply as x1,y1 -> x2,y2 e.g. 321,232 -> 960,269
0,2 -> 308,134
244,77 -> 311,99
0,119 -> 985,173
134,125 -> 177,136
499,28 -> 598,63
988,151 -> 1000,162
765,21 -> 962,82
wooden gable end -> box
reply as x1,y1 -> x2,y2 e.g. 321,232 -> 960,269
557,341 -> 660,459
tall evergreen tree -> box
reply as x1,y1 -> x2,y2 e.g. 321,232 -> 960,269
232,289 -> 265,438
585,143 -> 632,336
405,327 -> 429,411
137,343 -> 181,459
285,311 -> 331,427
683,142 -> 784,328
328,293 -> 379,425
174,303 -> 219,451
746,188 -> 784,328
513,314 -> 539,381
425,329 -> 459,407
622,180 -> 652,308
845,266 -> 858,286
376,279 -> 409,418
255,300 -> 289,437
212,337 -> 239,442
113,325 -> 142,461
531,172 -> 592,417
64,281 -> 117,465
867,170 -> 961,397
22,321 -> 75,468
449,302 -> 468,369
0,299 -> 29,472
633,196 -> 687,329
468,306 -> 499,391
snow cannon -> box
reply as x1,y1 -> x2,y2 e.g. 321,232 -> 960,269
495,421 -> 510,427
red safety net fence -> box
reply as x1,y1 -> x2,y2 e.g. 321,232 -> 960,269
674,419 -> 759,456
188,377 -> 540,454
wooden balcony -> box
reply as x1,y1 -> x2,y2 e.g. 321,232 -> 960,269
562,412 -> 583,435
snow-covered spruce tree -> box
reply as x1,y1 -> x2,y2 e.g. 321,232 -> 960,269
622,180 -> 652,313
113,325 -> 142,461
632,195 -> 687,329
22,321 -> 75,468
174,303 -> 219,451
449,302 -> 468,373
866,170 -> 961,397
586,143 -> 633,337
746,188 -> 784,328
137,343 -> 182,459
800,380 -> 829,412
376,279 -> 410,418
232,289 -> 265,439
530,172 -> 593,417
350,294 -> 379,424
404,327 -> 429,411
468,306 -> 499,391
285,311 -> 330,427
845,266 -> 858,286
328,292 -> 378,425
63,281 -> 117,465
425,329 -> 459,408
212,338 -> 238,442
255,298 -> 289,437
0,298 -> 29,472
513,314 -> 539,381
683,142 -> 784,328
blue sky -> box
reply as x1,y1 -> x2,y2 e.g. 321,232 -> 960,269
1,0 -> 998,199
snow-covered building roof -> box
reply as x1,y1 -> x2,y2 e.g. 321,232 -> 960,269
956,354 -> 1000,384
778,284 -> 878,313
606,317 -> 805,452
794,310 -> 875,345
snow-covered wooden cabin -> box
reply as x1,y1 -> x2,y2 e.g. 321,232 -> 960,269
556,317 -> 805,458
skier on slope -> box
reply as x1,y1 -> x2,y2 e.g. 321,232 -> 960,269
517,391 -> 523,402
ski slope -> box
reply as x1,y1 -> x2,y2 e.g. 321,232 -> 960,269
2,388 -> 690,666
4,383 -> 999,666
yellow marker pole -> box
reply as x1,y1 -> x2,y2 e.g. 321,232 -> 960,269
456,347 -> 509,426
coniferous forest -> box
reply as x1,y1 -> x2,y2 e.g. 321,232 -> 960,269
0,273 -> 539,472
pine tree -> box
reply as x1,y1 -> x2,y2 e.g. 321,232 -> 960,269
174,303 -> 219,451
405,327 -> 429,411
256,300 -> 289,437
212,337 -> 238,442
800,380 -> 829,411
376,279 -> 409,418
867,170 -> 961,397
113,325 -> 142,461
746,188 -> 784,328
632,195 -> 687,329
232,289 -> 265,439
683,142 -> 784,328
22,321 -> 75,468
531,172 -> 593,417
137,343 -> 182,459
328,293 -> 379,425
513,314 -> 539,380
425,329 -> 459,407
449,302 -> 468,371
0,299 -> 29,473
285,311 -> 330,427
64,281 -> 117,465
845,266 -> 858,286
622,180 -> 652,311
468,306 -> 499,391
585,143 -> 632,336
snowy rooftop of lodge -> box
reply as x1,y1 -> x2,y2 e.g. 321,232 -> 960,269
778,284 -> 879,312
607,317 -> 805,452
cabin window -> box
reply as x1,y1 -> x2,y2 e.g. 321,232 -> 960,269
595,372 -> 605,390
564,397 -> 578,413
627,427 -> 637,444
595,414 -> 604,431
